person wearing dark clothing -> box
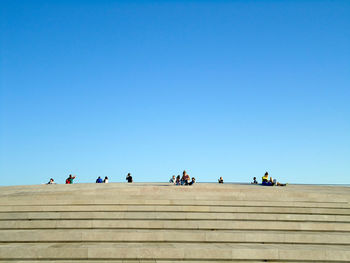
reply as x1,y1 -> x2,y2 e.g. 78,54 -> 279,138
175,175 -> 181,185
189,177 -> 196,185
126,173 -> 133,183
251,177 -> 258,184
96,176 -> 103,183
65,174 -> 76,184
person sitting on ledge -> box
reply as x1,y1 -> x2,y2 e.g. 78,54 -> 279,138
181,170 -> 190,185
96,176 -> 103,183
218,177 -> 224,184
189,177 -> 196,185
270,177 -> 287,187
65,174 -> 76,184
262,172 -> 286,186
104,176 -> 109,183
180,173 -> 186,185
175,175 -> 181,185
251,177 -> 258,184
47,178 -> 56,184
126,173 -> 133,183
169,175 -> 176,184
261,172 -> 270,185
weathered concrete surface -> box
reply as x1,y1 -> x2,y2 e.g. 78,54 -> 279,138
0,183 -> 349,262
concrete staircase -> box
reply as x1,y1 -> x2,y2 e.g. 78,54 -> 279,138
0,183 -> 349,262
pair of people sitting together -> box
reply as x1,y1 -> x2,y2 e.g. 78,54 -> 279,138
170,171 -> 195,185
96,176 -> 109,183
261,172 -> 286,186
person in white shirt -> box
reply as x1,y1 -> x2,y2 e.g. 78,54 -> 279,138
169,175 -> 176,184
47,178 -> 56,184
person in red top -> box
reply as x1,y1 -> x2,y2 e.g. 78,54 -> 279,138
65,174 -> 76,184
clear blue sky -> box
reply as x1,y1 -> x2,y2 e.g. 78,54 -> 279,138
1,0 -> 349,186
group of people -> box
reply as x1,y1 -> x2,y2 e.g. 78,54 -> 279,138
169,171 -> 196,185
96,173 -> 132,183
47,171 -> 286,186
47,173 -> 128,184
248,172 -> 286,186
217,172 -> 286,186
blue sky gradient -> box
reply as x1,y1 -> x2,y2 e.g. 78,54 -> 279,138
1,1 -> 349,185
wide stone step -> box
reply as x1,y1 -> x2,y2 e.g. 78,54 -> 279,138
1,211 -> 350,222
2,196 -> 350,205
1,219 -> 349,232
1,229 -> 350,244
1,198 -> 349,208
1,205 -> 349,215
0,243 -> 349,261
2,198 -> 349,207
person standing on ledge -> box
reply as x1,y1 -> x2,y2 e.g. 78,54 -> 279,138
126,173 -> 133,183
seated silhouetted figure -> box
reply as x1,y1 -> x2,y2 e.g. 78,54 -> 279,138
126,173 -> 133,183
96,176 -> 103,183
251,177 -> 258,184
189,177 -> 196,185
